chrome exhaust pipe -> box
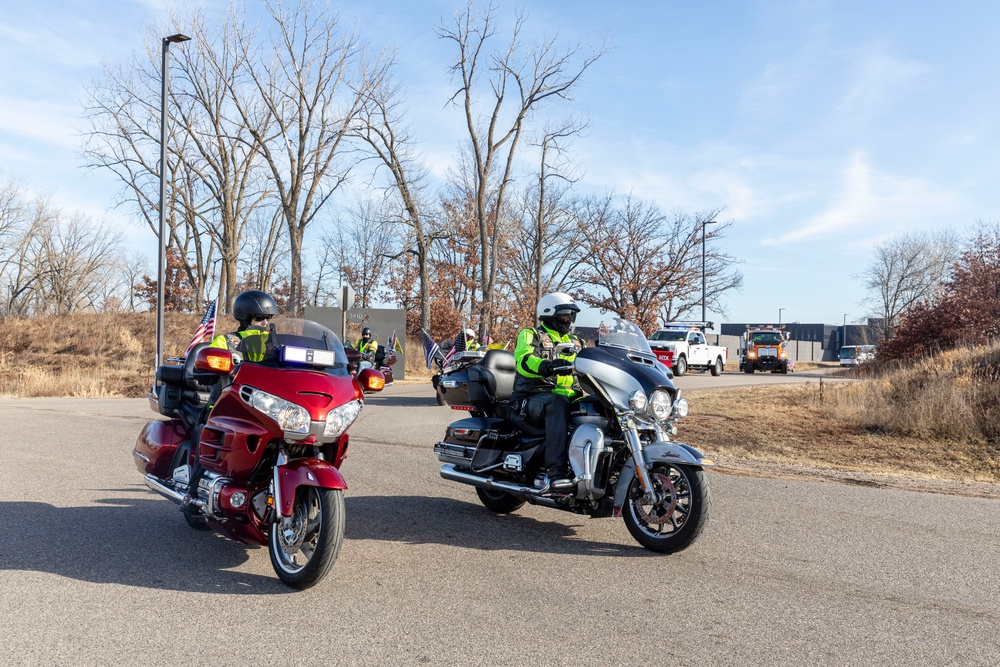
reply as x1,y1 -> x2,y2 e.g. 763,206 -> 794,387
143,474 -> 185,505
440,464 -> 562,504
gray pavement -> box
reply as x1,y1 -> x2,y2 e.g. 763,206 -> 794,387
0,383 -> 998,666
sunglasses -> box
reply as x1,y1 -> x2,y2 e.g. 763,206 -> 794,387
553,312 -> 577,324
252,315 -> 272,322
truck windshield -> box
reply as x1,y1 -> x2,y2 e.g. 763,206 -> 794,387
649,330 -> 688,342
751,332 -> 783,345
840,347 -> 857,359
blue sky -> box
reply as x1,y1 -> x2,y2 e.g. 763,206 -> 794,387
1,0 -> 997,329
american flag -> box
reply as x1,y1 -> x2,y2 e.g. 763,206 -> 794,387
387,329 -> 403,354
480,331 -> 493,347
442,329 -> 466,366
186,299 -> 217,355
420,328 -> 441,369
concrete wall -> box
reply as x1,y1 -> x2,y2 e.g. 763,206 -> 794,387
304,306 -> 408,379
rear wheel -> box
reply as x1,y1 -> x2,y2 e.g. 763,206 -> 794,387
710,357 -> 723,376
269,486 -> 345,590
476,487 -> 525,513
182,509 -> 210,531
622,463 -> 711,553
674,356 -> 688,377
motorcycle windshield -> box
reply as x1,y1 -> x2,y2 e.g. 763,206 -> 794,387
595,318 -> 655,357
240,318 -> 350,374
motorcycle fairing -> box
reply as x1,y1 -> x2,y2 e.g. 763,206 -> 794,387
274,457 -> 347,517
133,420 -> 187,478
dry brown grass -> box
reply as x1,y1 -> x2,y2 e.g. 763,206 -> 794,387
0,311 -> 199,397
682,343 -> 1000,484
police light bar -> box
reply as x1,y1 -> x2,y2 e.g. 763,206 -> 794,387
662,321 -> 714,331
282,345 -> 338,367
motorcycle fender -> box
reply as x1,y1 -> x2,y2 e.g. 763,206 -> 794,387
612,442 -> 710,514
275,458 -> 347,518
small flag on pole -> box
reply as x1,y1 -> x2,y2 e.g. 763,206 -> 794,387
387,329 -> 403,354
186,299 -> 217,355
442,329 -> 466,366
480,331 -> 493,347
420,329 -> 441,369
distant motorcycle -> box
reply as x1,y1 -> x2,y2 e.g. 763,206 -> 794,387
347,344 -> 398,387
433,317 -> 712,553
134,318 -> 385,589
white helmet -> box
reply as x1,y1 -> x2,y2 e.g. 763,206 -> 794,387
464,328 -> 476,339
537,292 -> 580,320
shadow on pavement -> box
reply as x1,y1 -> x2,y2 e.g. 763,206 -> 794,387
345,494 -> 662,558
0,487 -> 292,594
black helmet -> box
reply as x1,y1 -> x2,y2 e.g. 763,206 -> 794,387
233,290 -> 279,327
361,327 -> 372,340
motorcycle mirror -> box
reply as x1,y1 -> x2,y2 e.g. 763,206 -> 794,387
194,347 -> 233,374
553,342 -> 579,356
357,368 -> 386,393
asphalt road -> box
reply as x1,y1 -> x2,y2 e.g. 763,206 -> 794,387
1,379 -> 998,666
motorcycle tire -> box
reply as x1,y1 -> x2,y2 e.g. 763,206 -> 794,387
436,389 -> 446,406
269,486 -> 345,590
622,463 -> 711,554
475,487 -> 525,513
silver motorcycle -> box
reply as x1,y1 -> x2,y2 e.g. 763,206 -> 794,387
434,317 -> 712,553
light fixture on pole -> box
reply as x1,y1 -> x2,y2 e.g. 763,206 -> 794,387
778,308 -> 785,326
155,33 -> 191,372
701,218 -> 718,324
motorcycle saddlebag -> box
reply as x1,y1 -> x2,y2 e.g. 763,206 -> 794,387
437,368 -> 474,407
435,417 -> 505,467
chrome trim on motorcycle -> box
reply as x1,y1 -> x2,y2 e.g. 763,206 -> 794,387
623,422 -> 659,504
143,474 -> 185,505
440,464 -> 564,499
272,450 -> 289,518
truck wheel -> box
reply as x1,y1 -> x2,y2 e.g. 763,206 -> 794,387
780,362 -> 789,375
674,356 -> 687,377
744,362 -> 754,374
710,358 -> 723,376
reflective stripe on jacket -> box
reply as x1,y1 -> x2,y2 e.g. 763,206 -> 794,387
512,324 -> 583,399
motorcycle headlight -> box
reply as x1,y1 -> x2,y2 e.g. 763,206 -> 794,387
672,397 -> 690,419
629,390 -> 647,412
324,399 -> 363,438
246,388 -> 310,434
649,389 -> 673,421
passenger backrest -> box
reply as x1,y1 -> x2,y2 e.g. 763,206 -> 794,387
481,349 -> 517,401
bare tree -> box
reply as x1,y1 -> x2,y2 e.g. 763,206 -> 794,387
35,213 -> 125,314
352,63 -> 443,332
508,120 -> 586,317
328,197 -> 398,308
438,1 -> 603,336
858,229 -> 961,338
225,0 -> 387,315
572,196 -> 741,332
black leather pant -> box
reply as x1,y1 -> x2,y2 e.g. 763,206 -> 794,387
524,392 -> 571,473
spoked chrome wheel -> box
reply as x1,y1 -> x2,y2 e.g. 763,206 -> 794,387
622,462 -> 710,553
268,486 -> 344,589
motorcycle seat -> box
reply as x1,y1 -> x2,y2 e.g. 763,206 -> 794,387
494,401 -> 546,437
478,349 -> 517,400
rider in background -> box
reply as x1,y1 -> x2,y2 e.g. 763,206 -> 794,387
463,328 -> 481,351
355,327 -> 379,371
511,292 -> 585,489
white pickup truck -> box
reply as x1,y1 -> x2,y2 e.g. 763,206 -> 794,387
647,324 -> 728,377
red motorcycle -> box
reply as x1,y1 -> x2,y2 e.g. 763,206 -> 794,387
133,318 -> 384,589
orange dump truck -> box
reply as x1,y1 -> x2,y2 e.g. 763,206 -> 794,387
739,325 -> 791,374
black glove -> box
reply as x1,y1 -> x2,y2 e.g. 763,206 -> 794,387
550,358 -> 575,375
538,358 -> 573,377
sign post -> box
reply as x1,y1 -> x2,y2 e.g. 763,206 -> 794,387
339,285 -> 356,341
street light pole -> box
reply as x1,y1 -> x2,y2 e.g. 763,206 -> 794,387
778,308 -> 784,326
843,313 -> 849,348
701,218 -> 717,323
155,33 -> 191,372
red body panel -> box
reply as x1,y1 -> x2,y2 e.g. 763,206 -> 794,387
275,458 -> 348,517
653,349 -> 674,366
133,420 -> 186,478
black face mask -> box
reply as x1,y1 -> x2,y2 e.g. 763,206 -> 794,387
546,313 -> 576,335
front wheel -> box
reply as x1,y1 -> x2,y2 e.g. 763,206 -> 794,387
269,486 -> 345,590
622,463 -> 711,553
476,487 -> 526,513
674,356 -> 688,377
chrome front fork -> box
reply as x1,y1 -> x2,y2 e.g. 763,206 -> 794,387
271,449 -> 289,520
620,413 -> 659,503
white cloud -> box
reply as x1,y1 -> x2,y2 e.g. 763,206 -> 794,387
765,152 -> 962,245
839,46 -> 929,113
